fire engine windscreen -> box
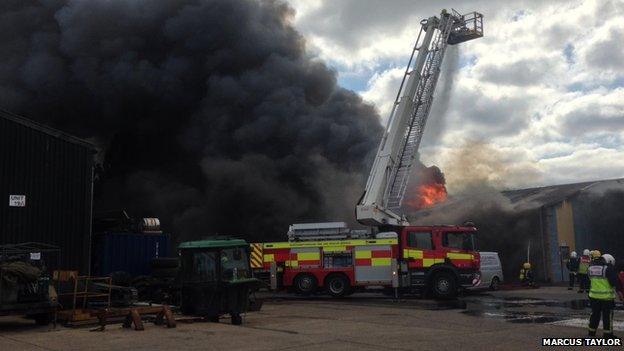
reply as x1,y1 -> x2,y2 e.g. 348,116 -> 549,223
444,232 -> 477,251
0,0 -> 385,241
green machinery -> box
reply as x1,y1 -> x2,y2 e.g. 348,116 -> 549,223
178,239 -> 263,325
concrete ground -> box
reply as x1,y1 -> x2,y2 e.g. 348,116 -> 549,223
1,286 -> 622,350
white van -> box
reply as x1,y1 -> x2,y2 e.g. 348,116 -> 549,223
473,252 -> 503,290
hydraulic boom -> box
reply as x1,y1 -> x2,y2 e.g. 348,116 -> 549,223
356,9 -> 483,226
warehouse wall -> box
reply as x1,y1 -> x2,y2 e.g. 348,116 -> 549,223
0,111 -> 95,273
571,197 -> 592,255
556,200 -> 576,252
545,205 -> 564,282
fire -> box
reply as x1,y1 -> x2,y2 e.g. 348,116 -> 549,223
406,183 -> 447,210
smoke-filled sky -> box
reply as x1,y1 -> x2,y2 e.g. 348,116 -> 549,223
287,0 -> 624,192
0,0 -> 383,240
3,0 -> 623,240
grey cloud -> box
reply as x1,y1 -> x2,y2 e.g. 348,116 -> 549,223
477,58 -> 556,87
450,89 -> 531,137
584,26 -> 624,71
293,0 -> 564,51
560,103 -> 624,137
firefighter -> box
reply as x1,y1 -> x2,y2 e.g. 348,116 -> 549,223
590,250 -> 602,263
578,249 -> 591,293
587,253 -> 623,338
519,262 -> 534,287
566,251 -> 579,290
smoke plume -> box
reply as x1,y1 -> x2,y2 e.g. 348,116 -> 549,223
0,0 -> 383,242
420,44 -> 459,147
403,162 -> 447,210
442,140 -> 542,194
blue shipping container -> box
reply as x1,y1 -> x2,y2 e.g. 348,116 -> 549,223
92,232 -> 171,277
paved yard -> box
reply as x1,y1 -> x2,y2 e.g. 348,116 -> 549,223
0,287 -> 622,350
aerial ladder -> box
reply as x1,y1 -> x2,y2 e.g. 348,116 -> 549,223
356,9 -> 483,227
256,11 -> 484,297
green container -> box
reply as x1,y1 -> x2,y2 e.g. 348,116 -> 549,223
178,239 -> 263,325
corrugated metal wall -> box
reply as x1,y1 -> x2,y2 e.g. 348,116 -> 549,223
91,232 -> 171,277
546,206 -> 563,282
0,110 -> 95,273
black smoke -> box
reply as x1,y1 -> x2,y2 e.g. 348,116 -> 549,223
413,186 -> 624,283
0,0 -> 383,242
412,191 -> 547,282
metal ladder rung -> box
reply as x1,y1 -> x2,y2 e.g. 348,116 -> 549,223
383,15 -> 455,209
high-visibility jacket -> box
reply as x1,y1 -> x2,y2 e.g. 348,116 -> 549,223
519,268 -> 533,281
578,256 -> 590,274
588,264 -> 615,300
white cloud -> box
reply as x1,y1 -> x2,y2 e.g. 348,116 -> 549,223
287,0 -> 624,188
359,67 -> 404,125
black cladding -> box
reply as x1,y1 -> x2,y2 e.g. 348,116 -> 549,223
0,109 -> 95,273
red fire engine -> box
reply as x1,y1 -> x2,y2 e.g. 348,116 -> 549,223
252,10 -> 484,299
252,223 -> 480,299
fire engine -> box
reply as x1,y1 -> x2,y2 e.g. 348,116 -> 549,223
252,9 -> 484,299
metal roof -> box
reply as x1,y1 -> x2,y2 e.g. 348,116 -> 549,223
502,178 -> 624,207
411,178 -> 624,220
178,239 -> 248,249
0,108 -> 96,151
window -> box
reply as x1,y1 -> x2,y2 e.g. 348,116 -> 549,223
182,251 -> 217,282
220,248 -> 250,281
444,232 -> 475,251
323,252 -> 353,268
407,232 -> 433,250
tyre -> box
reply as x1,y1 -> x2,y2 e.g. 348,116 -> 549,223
293,274 -> 317,295
151,258 -> 180,269
431,271 -> 457,299
490,276 -> 500,291
231,314 -> 242,325
326,274 -> 350,297
33,313 -> 51,326
110,271 -> 133,286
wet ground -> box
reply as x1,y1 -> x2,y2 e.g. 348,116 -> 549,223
463,288 -> 624,331
0,286 -> 622,350
259,286 -> 624,331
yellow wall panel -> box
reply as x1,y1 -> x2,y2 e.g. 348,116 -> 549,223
556,200 -> 576,251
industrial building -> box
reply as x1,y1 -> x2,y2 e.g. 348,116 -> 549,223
414,178 -> 624,283
504,178 -> 624,283
0,109 -> 96,273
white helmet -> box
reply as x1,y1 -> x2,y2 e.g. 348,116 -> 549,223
570,251 -> 577,258
583,249 -> 590,256
602,254 -> 615,266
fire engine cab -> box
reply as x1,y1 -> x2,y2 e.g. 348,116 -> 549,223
252,222 -> 479,299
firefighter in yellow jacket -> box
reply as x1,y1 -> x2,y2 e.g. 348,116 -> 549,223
587,254 -> 623,338
519,262 -> 534,287
578,249 -> 591,293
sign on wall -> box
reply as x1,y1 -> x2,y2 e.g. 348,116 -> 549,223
9,195 -> 26,207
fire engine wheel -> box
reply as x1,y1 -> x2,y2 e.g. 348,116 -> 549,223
294,274 -> 317,295
490,276 -> 500,291
431,272 -> 457,299
326,274 -> 350,297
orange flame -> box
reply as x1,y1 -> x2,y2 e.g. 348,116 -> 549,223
406,183 -> 447,210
